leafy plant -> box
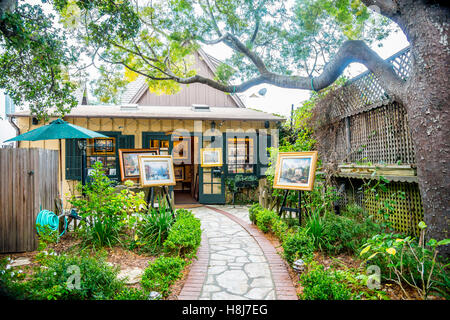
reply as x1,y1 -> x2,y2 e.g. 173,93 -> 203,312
300,263 -> 353,300
163,209 -> 202,257
135,200 -> 175,254
1,251 -> 125,300
360,221 -> 450,299
255,208 -> 278,233
140,256 -> 186,298
282,229 -> 315,264
248,203 -> 261,224
113,287 -> 148,300
304,210 -> 326,250
69,162 -> 146,248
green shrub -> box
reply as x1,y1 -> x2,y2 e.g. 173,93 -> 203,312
255,208 -> 277,233
114,287 -> 148,300
136,202 -> 174,254
300,263 -> 353,300
1,252 -> 125,300
248,203 -> 262,224
141,256 -> 186,297
320,213 -> 380,255
271,217 -> 291,242
282,229 -> 315,264
163,209 -> 202,257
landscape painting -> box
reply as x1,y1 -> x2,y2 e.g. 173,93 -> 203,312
201,148 -> 222,167
118,148 -> 159,181
138,155 -> 176,187
273,151 -> 318,190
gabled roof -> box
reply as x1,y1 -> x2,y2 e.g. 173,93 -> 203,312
120,48 -> 246,108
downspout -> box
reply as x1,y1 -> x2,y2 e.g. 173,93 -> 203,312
7,115 -> 20,148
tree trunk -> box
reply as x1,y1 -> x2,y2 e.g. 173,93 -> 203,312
397,1 -> 450,256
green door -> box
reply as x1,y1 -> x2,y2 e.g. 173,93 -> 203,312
199,133 -> 226,204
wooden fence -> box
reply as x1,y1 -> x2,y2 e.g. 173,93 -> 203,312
0,148 -> 59,253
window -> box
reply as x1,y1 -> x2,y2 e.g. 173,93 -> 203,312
87,137 -> 117,176
149,139 -> 169,155
65,132 -> 134,181
227,137 -> 255,174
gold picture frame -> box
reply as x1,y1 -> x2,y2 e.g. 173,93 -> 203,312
174,166 -> 185,181
118,148 -> 159,181
273,151 -> 318,191
200,148 -> 223,167
138,155 -> 176,187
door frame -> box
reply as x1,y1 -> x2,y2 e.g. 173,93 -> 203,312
196,132 -> 226,204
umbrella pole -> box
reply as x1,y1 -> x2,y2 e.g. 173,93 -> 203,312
59,139 -> 63,210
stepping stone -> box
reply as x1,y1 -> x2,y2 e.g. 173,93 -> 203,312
244,263 -> 271,278
250,277 -> 273,288
216,270 -> 249,295
211,291 -> 249,300
10,257 -> 31,267
245,287 -> 273,300
118,267 -> 144,284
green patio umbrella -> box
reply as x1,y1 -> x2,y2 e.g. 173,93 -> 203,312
5,119 -> 108,207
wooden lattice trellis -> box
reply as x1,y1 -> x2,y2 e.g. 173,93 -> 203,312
314,46 -> 425,237
363,181 -> 424,237
327,46 -> 411,120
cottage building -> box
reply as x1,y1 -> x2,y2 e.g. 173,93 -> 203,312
9,50 -> 284,207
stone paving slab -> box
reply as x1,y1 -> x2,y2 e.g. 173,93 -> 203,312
178,205 -> 298,300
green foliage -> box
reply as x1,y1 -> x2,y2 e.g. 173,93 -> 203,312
0,251 -> 125,300
248,203 -> 261,224
140,256 -> 186,298
69,162 -> 147,248
300,262 -> 353,300
0,2 -> 78,120
135,201 -> 175,254
249,204 -> 292,242
360,223 -> 450,299
36,224 -> 60,245
313,208 -> 381,255
282,229 -> 315,264
255,208 -> 278,233
225,174 -> 259,193
163,209 -> 202,257
360,174 -> 406,231
113,287 -> 148,300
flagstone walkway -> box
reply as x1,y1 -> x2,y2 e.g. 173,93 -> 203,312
178,205 -> 297,300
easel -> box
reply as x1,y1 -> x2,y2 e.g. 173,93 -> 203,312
146,186 -> 175,218
278,189 -> 303,225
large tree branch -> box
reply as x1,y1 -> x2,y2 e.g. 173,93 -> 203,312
312,40 -> 404,94
164,40 -> 405,98
361,0 -> 400,19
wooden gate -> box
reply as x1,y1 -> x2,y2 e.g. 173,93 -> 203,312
0,148 -> 59,253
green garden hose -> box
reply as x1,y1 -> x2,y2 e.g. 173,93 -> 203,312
36,210 -> 68,237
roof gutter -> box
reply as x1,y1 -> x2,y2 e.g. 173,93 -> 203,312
7,115 -> 20,148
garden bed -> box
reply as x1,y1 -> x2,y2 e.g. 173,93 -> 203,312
249,203 -> 448,300
0,164 -> 203,300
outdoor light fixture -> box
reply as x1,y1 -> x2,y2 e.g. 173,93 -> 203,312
211,121 -> 216,131
77,139 -> 87,151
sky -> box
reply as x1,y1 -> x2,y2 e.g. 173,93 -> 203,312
202,29 -> 410,118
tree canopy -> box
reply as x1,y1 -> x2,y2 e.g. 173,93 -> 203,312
1,0 -> 395,115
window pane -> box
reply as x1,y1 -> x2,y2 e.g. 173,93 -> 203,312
212,184 -> 221,194
203,172 -> 211,183
203,185 -> 212,194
